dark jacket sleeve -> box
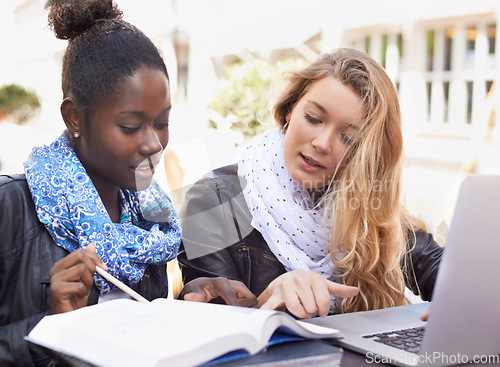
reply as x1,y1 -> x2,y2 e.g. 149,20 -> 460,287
177,174 -> 247,284
0,314 -> 48,367
404,230 -> 444,301
0,175 -> 59,367
177,165 -> 286,297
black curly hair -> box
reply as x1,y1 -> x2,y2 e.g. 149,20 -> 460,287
45,0 -> 169,124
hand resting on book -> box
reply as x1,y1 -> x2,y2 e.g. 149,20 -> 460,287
179,277 -> 258,307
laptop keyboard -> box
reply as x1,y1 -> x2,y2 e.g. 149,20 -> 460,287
363,326 -> 425,354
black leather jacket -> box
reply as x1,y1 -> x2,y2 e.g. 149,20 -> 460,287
0,174 -> 169,367
178,164 -> 444,304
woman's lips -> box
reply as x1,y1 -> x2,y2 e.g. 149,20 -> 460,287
134,158 -> 159,177
300,153 -> 326,169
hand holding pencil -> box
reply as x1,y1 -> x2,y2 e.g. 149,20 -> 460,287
49,242 -> 108,314
49,242 -> 149,315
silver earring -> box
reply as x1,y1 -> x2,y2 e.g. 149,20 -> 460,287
73,132 -> 80,138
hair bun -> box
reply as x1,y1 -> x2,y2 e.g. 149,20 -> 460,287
45,0 -> 123,40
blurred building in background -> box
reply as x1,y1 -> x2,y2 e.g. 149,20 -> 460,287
2,0 -> 499,241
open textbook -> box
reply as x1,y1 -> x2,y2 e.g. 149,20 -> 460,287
26,298 -> 342,367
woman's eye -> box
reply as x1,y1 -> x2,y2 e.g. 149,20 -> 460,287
155,121 -> 169,130
120,126 -> 139,134
341,134 -> 354,145
304,113 -> 321,124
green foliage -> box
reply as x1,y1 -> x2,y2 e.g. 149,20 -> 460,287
0,83 -> 41,124
208,57 -> 307,140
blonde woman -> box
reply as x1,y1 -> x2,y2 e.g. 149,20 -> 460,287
178,48 -> 443,319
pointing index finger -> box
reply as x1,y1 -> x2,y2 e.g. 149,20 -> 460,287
326,281 -> 359,298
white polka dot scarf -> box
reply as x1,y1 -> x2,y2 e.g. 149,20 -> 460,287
238,127 -> 335,279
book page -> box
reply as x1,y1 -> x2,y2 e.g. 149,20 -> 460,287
151,298 -> 341,343
152,298 -> 286,347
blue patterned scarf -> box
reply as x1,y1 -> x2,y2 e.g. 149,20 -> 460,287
24,131 -> 181,294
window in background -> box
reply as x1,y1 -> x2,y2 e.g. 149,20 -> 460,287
424,20 -> 497,133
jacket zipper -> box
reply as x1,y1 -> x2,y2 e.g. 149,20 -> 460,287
41,282 -> 48,310
239,244 -> 280,263
238,244 -> 281,288
239,245 -> 252,288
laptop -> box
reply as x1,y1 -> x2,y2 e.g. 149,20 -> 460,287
305,175 -> 500,366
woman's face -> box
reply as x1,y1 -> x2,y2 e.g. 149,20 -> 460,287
76,67 -> 171,194
283,76 -> 363,190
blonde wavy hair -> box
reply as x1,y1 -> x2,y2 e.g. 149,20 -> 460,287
273,48 -> 425,313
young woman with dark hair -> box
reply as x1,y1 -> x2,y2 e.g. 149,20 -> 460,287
0,1 -> 254,365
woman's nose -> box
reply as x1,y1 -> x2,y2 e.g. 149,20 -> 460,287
139,127 -> 164,156
312,129 -> 333,154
